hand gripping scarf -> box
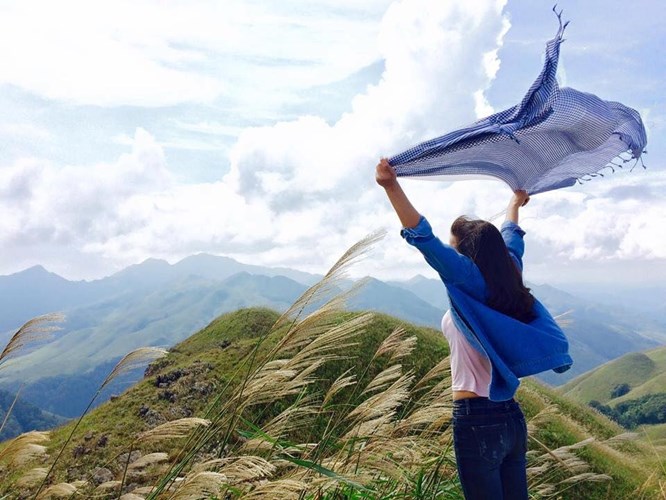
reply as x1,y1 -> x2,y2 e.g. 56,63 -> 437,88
388,8 -> 648,195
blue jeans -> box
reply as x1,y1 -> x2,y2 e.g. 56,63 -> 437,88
452,398 -> 528,500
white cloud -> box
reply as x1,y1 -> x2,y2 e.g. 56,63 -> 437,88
3,0 -> 504,278
225,0 -> 510,205
213,0 -> 513,274
0,129 -> 173,269
172,121 -> 245,138
1,0 -> 664,287
0,0 -> 388,107
0,2 -> 223,106
0,123 -> 52,141
525,170 -> 666,262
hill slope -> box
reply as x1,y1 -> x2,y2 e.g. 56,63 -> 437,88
0,390 -> 67,441
1,307 -> 663,499
3,261 -> 662,420
561,346 -> 666,406
0,273 -> 444,418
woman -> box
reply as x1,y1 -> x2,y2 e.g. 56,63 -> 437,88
375,157 -> 572,499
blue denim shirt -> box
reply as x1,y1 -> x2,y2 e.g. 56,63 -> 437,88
401,216 -> 572,401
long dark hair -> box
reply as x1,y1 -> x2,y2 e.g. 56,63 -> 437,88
451,216 -> 535,323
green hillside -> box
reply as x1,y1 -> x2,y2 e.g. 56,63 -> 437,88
641,423 -> 666,447
0,390 -> 67,441
0,274 -> 306,385
1,303 -> 664,498
561,346 -> 666,406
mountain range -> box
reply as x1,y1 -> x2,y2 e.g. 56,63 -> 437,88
1,254 -> 664,421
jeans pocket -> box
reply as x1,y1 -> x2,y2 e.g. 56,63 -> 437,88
471,422 -> 508,466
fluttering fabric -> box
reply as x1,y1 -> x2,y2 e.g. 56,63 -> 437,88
388,9 -> 647,195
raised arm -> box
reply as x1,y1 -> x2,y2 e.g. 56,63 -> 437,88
375,158 -> 421,228
502,190 -> 530,270
375,158 -> 484,291
505,190 -> 530,225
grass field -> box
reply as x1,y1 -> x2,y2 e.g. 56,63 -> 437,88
1,241 -> 665,498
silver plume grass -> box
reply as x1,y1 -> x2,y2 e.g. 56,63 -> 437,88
284,313 -> 371,371
0,430 -> 50,466
260,400 -> 320,440
559,472 -> 612,484
137,418 -> 211,443
193,456 -> 276,484
361,365 -> 403,395
171,471 -> 227,500
101,346 -> 167,391
0,312 -> 64,367
323,369 -> 356,406
241,478 -> 307,499
602,432 -> 639,446
413,356 -> 451,391
237,314 -> 372,410
372,327 -> 417,362
347,372 -> 414,425
272,293 -> 370,361
272,229 -> 385,333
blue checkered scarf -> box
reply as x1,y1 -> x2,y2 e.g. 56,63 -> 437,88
389,8 -> 647,195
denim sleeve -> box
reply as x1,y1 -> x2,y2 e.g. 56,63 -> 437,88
401,216 -> 483,288
501,221 -> 526,272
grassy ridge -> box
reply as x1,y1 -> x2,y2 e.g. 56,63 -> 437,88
4,309 -> 451,490
1,307 -> 664,498
561,346 -> 666,407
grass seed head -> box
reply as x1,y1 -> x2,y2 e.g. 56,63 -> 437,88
323,368 -> 357,406
128,452 -> 170,470
0,430 -> 50,465
362,364 -> 403,396
241,478 -> 307,499
171,471 -> 228,500
101,347 -> 167,391
137,418 -> 211,443
372,327 -> 417,362
0,313 -> 65,367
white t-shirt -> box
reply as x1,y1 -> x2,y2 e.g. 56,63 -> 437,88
441,310 -> 491,397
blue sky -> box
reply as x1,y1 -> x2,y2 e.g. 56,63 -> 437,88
0,0 -> 664,287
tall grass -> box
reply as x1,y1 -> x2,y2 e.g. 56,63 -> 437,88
33,347 -> 167,498
0,313 -> 64,370
0,313 -> 64,437
133,232 -> 621,498
0,235 -> 662,498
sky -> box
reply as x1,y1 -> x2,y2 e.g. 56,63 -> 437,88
0,0 -> 664,287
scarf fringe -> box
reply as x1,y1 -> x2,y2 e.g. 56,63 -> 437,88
575,149 -> 647,184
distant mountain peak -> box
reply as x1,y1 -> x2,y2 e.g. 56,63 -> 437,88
177,253 -> 237,264
405,274 -> 430,284
19,264 -> 52,276
25,264 -> 48,272
138,257 -> 170,267
113,258 -> 170,274
5,264 -> 69,283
